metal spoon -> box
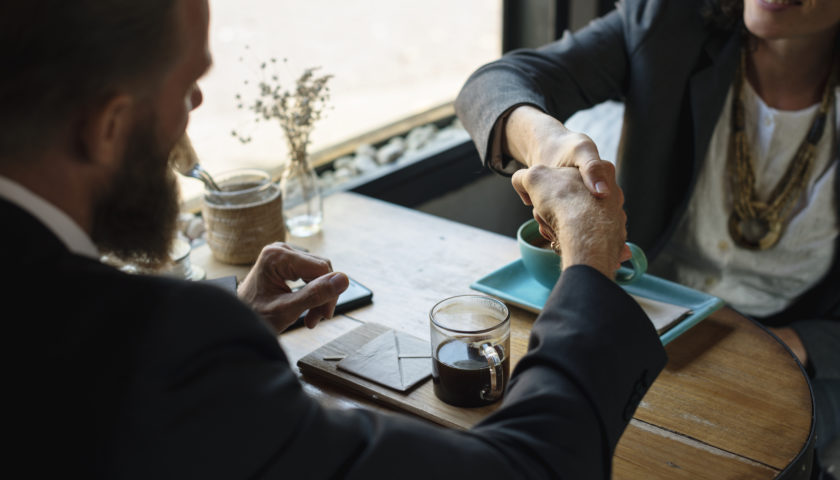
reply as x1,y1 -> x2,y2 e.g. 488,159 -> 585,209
182,163 -> 222,191
169,134 -> 222,191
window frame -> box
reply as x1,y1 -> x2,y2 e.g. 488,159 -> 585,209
181,1 -> 599,213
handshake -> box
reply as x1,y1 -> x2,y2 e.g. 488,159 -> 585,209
232,151 -> 628,334
511,162 -> 631,280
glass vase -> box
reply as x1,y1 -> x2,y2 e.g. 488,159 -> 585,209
280,155 -> 323,237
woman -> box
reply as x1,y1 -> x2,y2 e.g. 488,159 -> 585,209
455,0 -> 839,467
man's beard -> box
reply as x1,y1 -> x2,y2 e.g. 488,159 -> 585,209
91,118 -> 180,271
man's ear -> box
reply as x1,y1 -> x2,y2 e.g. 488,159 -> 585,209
80,94 -> 135,168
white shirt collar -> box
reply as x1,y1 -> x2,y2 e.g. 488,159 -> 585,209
0,175 -> 100,259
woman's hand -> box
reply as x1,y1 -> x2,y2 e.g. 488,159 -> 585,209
504,105 -> 615,197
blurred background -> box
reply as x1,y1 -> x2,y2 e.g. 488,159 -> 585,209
183,0 -> 502,201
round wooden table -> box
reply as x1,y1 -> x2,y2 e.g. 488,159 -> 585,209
194,192 -> 814,479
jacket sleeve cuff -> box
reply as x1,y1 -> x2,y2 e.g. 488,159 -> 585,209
534,264 -> 667,450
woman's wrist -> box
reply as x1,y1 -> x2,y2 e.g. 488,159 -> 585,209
504,105 -> 604,176
504,105 -> 568,167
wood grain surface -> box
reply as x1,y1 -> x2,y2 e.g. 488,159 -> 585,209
193,191 -> 813,479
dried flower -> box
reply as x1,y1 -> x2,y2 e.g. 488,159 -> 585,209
233,57 -> 333,164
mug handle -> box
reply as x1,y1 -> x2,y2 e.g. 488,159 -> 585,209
614,242 -> 648,285
479,343 -> 505,401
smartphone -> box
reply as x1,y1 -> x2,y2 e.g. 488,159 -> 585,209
286,277 -> 373,330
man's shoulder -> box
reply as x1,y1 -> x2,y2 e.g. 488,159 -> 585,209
10,242 -> 270,355
71,261 -> 265,341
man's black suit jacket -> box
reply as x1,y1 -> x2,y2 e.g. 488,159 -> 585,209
6,198 -> 665,479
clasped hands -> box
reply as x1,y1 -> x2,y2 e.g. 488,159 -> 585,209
237,243 -> 349,333
507,105 -> 630,279
235,107 -> 630,332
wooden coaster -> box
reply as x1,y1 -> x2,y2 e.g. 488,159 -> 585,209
297,323 -> 434,395
336,329 -> 431,392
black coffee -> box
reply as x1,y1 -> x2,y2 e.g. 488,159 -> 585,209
432,339 -> 509,407
527,234 -> 552,250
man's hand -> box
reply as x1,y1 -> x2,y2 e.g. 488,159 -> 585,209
512,164 -> 629,278
504,105 -> 613,197
237,243 -> 350,333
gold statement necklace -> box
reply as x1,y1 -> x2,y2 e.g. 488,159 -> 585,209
727,46 -> 838,250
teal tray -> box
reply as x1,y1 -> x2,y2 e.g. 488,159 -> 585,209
470,259 -> 724,345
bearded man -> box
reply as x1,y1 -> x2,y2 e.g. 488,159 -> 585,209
1,1 -> 665,478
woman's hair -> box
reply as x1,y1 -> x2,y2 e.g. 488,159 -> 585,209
702,0 -> 744,31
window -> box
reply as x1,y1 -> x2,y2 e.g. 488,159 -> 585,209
182,0 -> 502,203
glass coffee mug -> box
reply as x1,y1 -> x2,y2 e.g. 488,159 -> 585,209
430,295 -> 510,407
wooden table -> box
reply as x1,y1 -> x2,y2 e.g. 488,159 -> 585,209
193,191 -> 815,479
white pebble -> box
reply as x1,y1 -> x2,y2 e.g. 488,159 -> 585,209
333,155 -> 357,173
355,143 -> 376,158
376,138 -> 405,165
333,166 -> 355,181
406,124 -> 437,151
354,154 -> 379,173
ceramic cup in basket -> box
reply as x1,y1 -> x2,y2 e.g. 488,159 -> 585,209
201,169 -> 285,264
517,218 -> 647,289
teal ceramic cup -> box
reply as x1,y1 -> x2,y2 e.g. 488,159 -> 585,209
517,218 -> 647,289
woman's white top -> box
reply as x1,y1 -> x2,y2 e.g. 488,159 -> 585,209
649,83 -> 839,317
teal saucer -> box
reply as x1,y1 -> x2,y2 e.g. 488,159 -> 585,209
470,259 -> 724,345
